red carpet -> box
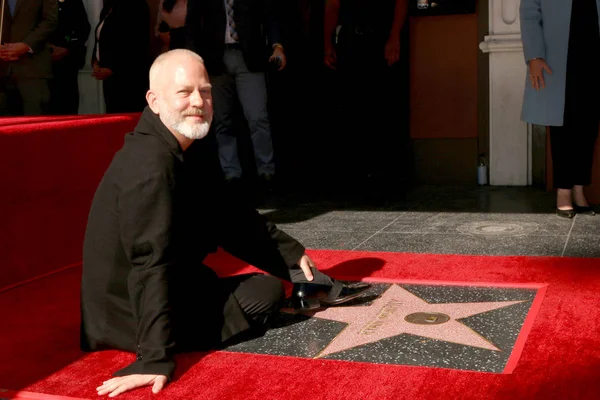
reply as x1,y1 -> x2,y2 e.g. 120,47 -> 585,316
1,249 -> 599,399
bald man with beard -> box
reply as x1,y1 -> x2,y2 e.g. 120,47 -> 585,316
81,49 -> 369,397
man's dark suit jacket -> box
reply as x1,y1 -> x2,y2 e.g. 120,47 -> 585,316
92,0 -> 150,112
0,0 -> 58,79
80,107 -> 305,378
50,0 -> 91,70
185,0 -> 282,75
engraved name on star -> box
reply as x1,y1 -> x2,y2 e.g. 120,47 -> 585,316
308,284 -> 525,358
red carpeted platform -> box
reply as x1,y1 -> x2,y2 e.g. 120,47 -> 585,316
0,114 -> 139,291
1,249 -> 599,400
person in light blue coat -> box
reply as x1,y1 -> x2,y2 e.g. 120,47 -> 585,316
520,0 -> 600,218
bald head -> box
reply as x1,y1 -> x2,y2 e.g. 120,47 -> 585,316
146,49 -> 213,145
149,49 -> 207,91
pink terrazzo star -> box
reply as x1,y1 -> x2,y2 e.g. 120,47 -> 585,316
308,285 -> 524,358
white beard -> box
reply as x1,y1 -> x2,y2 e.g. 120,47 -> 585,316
160,104 -> 212,140
173,118 -> 211,140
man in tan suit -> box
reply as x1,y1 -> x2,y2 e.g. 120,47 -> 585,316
0,0 -> 58,115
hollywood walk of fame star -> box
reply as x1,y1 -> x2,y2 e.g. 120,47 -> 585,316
306,284 -> 525,358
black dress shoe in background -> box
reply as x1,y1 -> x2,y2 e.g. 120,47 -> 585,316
259,173 -> 276,194
289,280 -> 371,311
224,176 -> 244,193
574,205 -> 596,215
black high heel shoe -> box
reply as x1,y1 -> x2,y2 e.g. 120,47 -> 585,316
574,205 -> 596,215
556,208 -> 575,218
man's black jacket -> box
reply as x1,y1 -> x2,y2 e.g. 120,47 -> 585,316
80,107 -> 304,378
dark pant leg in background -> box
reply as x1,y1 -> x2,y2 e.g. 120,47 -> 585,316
50,64 -> 80,115
550,0 -> 600,189
334,27 -> 407,182
0,76 -> 50,116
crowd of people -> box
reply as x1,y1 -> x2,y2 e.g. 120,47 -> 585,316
1,0 -> 410,192
2,0 -> 596,211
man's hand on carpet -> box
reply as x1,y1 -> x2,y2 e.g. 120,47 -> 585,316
97,374 -> 167,397
298,254 -> 315,281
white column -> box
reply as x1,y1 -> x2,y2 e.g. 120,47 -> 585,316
78,0 -> 105,114
479,0 -> 531,185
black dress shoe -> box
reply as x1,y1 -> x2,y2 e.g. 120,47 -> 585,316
574,205 -> 596,215
258,173 -> 276,194
289,280 -> 371,311
556,208 -> 575,218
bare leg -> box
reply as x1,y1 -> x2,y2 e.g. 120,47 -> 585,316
572,185 -> 589,207
557,188 -> 573,210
